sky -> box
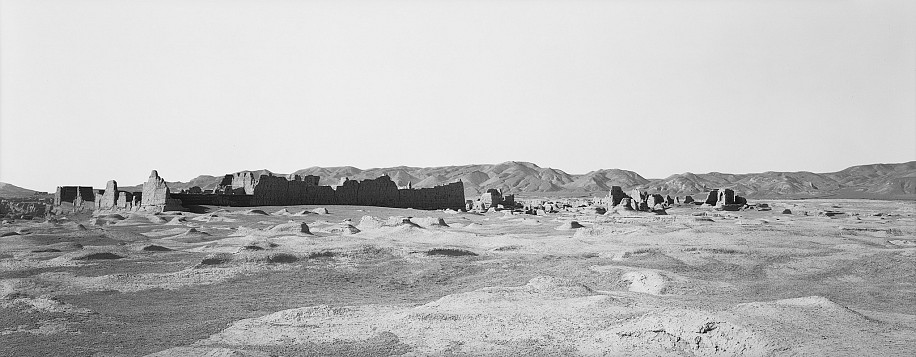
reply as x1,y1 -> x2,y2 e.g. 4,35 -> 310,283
1,0 -> 914,191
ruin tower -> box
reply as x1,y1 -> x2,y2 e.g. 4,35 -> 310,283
99,180 -> 118,209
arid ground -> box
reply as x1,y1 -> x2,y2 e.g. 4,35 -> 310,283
1,199 -> 914,356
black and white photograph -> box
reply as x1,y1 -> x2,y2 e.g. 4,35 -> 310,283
1,0 -> 914,355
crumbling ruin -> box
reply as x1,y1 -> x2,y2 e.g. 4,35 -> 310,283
474,188 -> 515,210
603,186 -> 751,214
174,171 -> 465,210
53,186 -> 95,213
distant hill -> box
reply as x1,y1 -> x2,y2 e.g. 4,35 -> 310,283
0,182 -> 41,198
639,162 -> 916,199
120,161 -> 916,200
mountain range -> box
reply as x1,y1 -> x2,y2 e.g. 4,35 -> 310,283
0,182 -> 46,198
4,161 -> 914,200
127,161 -> 916,200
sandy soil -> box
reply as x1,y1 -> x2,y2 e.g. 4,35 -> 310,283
1,199 -> 914,356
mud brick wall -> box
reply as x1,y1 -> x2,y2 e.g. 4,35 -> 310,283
55,186 -> 95,206
141,170 -> 170,208
117,192 -> 130,209
99,181 -> 119,209
705,189 -> 719,205
336,180 -> 359,205
243,174 -> 464,210
251,175 -> 290,206
397,181 -> 465,210
356,176 -> 400,207
171,193 -> 254,207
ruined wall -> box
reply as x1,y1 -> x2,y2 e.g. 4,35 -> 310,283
608,186 -> 627,206
171,193 -> 253,207
99,180 -> 119,209
242,174 -> 464,210
717,189 -> 735,205
478,189 -> 502,210
117,192 -> 137,209
141,170 -> 171,208
172,171 -> 463,210
357,176 -> 400,207
398,181 -> 465,210
54,186 -> 95,206
705,189 -> 719,205
336,179 -> 359,205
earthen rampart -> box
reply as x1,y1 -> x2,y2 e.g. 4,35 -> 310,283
182,173 -> 465,210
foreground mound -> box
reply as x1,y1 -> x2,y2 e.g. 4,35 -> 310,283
145,274 -> 913,356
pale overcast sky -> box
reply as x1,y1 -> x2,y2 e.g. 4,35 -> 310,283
1,0 -> 914,191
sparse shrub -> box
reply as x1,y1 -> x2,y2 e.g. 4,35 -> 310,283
198,253 -> 232,266
307,251 -> 335,259
622,248 -> 657,259
708,248 -> 742,255
268,253 -> 299,263
426,248 -> 477,257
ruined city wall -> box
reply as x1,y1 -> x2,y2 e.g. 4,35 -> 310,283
241,174 -> 464,210
171,193 -> 254,207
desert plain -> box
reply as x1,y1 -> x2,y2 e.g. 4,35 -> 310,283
1,198 -> 914,356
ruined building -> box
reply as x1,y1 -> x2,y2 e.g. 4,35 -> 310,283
473,188 -> 515,210
53,186 -> 96,212
174,171 -> 465,210
54,170 -> 183,213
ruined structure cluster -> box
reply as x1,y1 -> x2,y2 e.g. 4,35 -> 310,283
470,188 -> 516,211
176,172 -> 465,210
606,185 -> 749,213
54,169 -> 466,212
54,171 -> 181,213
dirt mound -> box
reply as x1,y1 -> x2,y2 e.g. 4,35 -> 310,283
311,207 -> 330,215
272,208 -> 292,216
147,216 -> 168,224
356,216 -> 385,230
384,217 -> 423,228
165,217 -> 187,225
170,228 -> 219,243
522,276 -> 594,296
415,217 -> 449,227
140,245 -> 173,252
1,231 -> 20,237
618,270 -> 669,295
326,224 -> 360,235
242,209 -> 269,216
555,221 -> 585,230
267,222 -> 311,235
601,309 -> 766,356
73,252 -> 124,260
